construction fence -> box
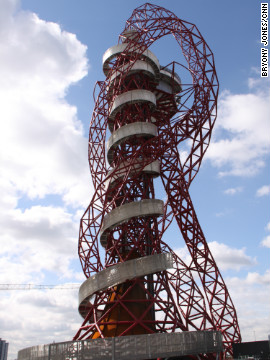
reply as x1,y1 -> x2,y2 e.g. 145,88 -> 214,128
18,330 -> 223,360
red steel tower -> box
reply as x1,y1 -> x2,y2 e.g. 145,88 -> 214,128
74,3 -> 241,358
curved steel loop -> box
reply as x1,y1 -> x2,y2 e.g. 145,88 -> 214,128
87,3 -> 218,196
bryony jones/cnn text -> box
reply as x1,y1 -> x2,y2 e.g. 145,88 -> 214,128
261,3 -> 268,77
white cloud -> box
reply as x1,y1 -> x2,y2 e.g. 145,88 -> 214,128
175,241 -> 256,272
206,72 -> 270,177
0,0 -> 91,208
224,187 -> 243,195
208,241 -> 256,271
174,246 -> 191,265
215,208 -> 232,217
179,149 -> 189,164
0,205 -> 80,283
0,200 -> 85,358
0,0 -> 91,283
226,270 -> 270,342
261,235 -> 270,248
1,288 -> 82,359
0,1 -> 90,357
256,185 -> 270,197
245,270 -> 270,285
261,222 -> 270,248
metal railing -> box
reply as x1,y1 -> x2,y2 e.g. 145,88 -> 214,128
18,330 -> 223,360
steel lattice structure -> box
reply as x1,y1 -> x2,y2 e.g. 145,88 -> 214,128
74,3 -> 241,358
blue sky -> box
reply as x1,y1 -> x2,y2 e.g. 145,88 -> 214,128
0,0 -> 269,358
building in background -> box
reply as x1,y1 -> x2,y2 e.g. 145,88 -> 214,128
233,340 -> 270,360
0,339 -> 9,360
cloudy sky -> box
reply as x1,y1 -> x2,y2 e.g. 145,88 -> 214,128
0,0 -> 269,358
